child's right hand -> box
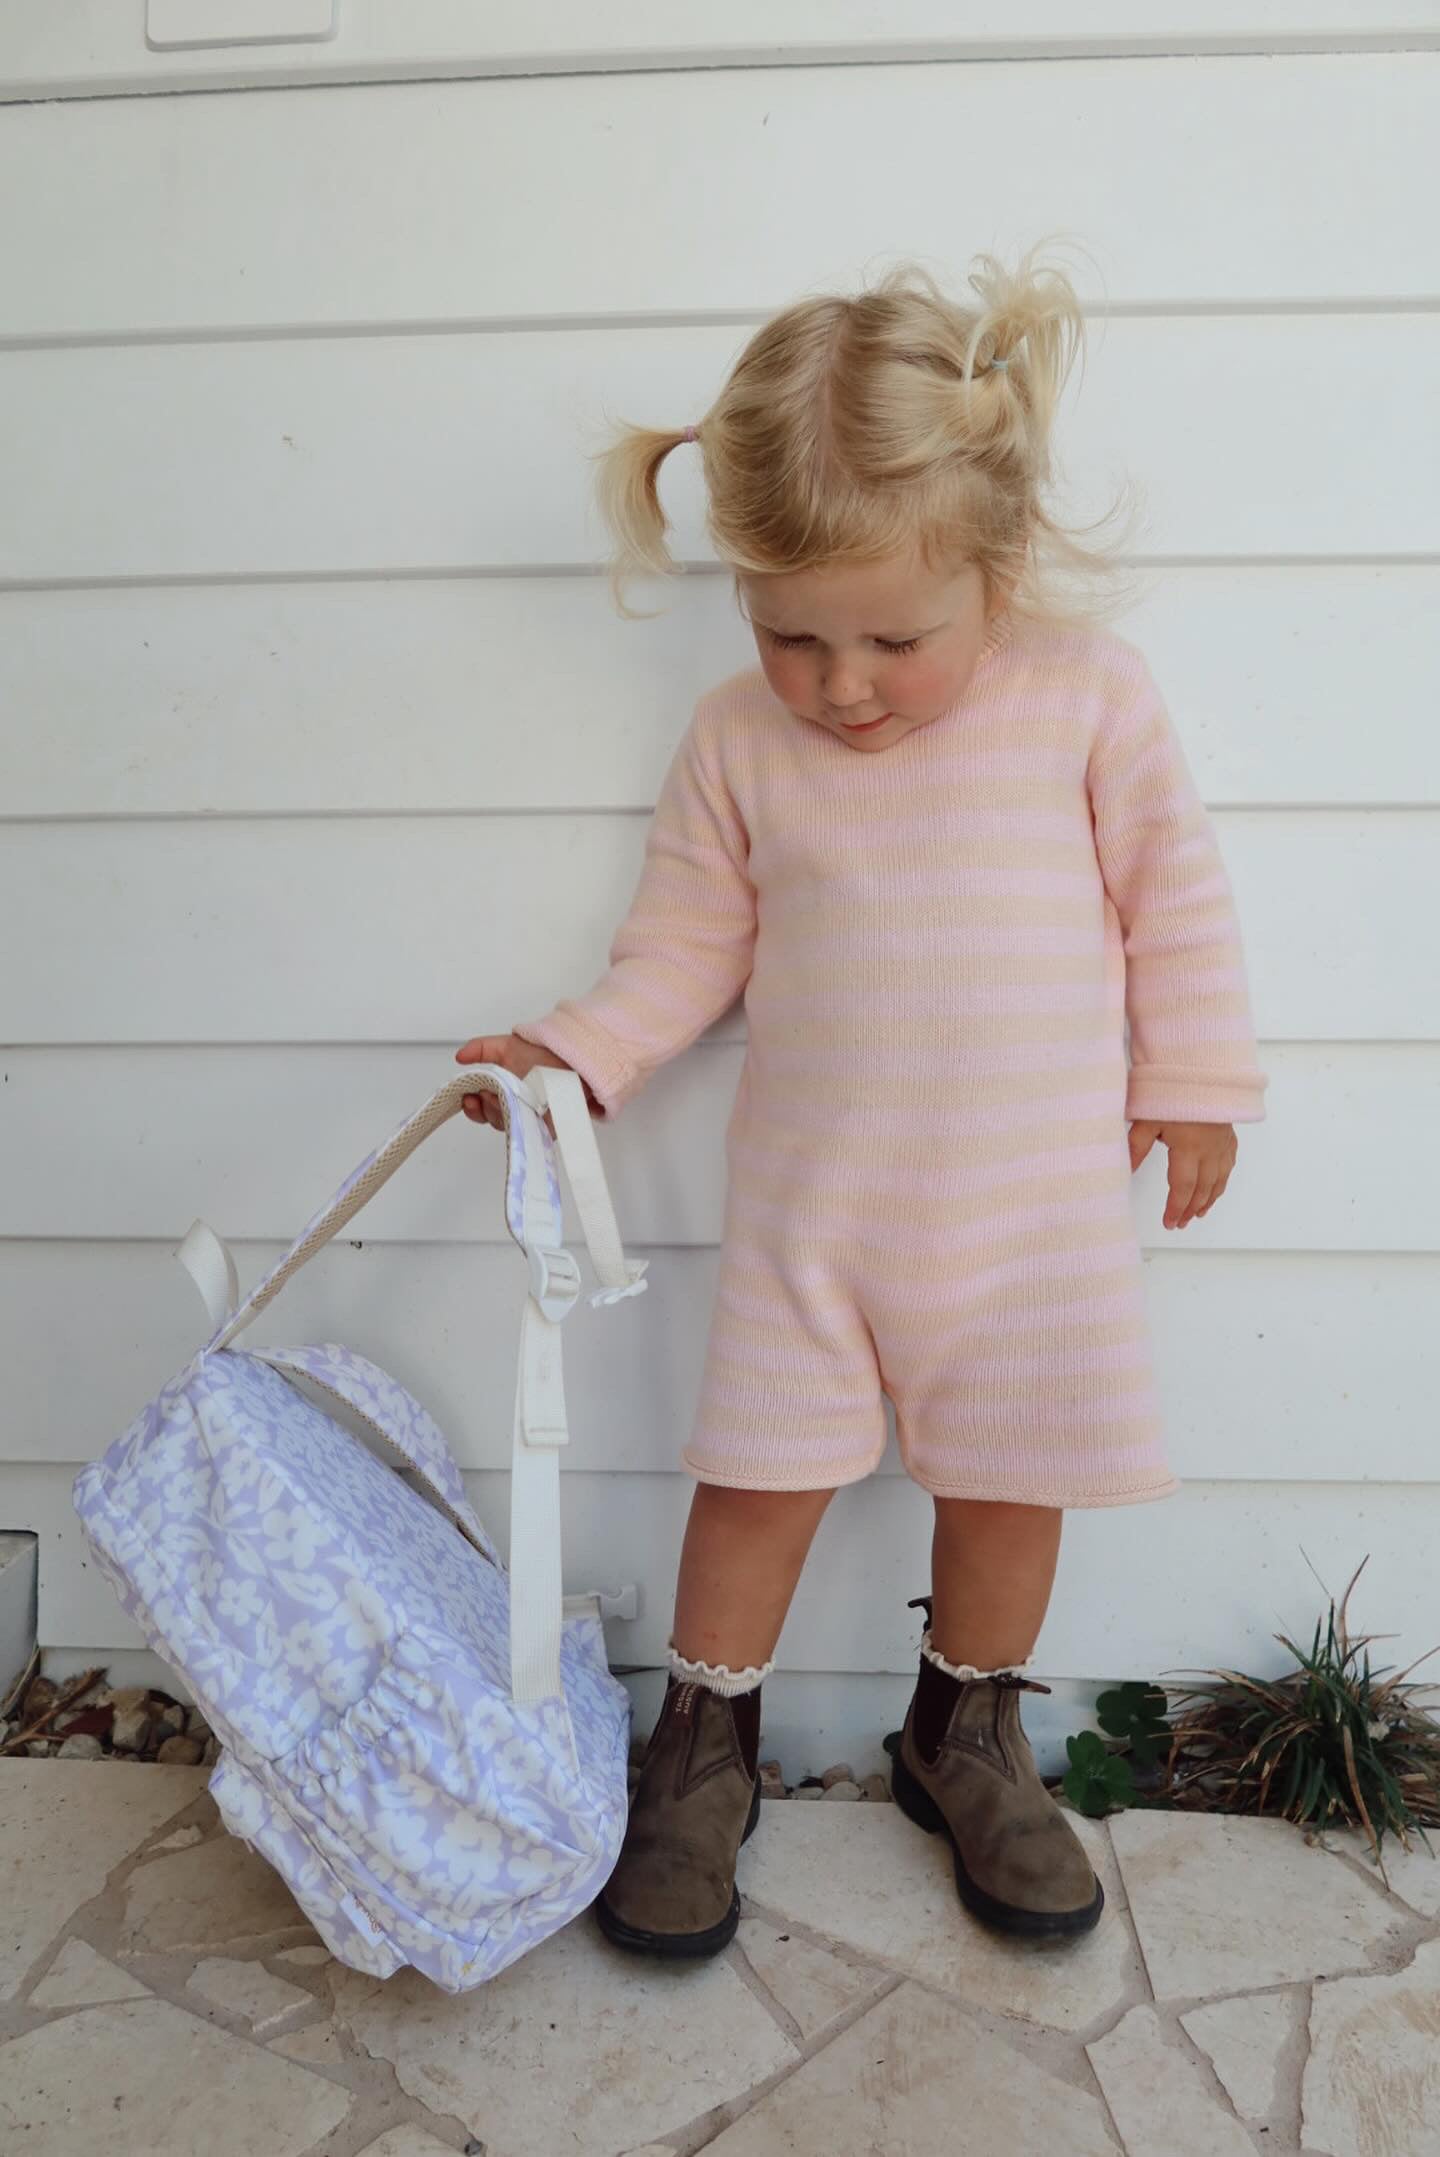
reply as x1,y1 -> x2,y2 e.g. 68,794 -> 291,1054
454,1033 -> 579,1132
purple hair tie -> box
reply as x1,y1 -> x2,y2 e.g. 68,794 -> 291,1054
680,425 -> 700,443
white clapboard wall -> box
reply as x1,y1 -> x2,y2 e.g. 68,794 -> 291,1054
2,8 -> 1436,1770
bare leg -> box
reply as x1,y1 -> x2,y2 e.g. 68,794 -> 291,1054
671,1483 -> 837,1670
929,1499 -> 1063,1669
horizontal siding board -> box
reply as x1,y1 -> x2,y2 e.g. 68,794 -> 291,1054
16,1458 -> 1440,1680
0,57 -> 1433,333
3,317 -> 1438,584
4,4 -> 1438,103
0,1044 -> 1432,1254
7,1240 -> 1437,1484
0,810 -> 1431,1042
5,5 -> 1439,102
4,566 -> 1436,818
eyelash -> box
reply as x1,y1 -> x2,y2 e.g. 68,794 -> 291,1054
766,631 -> 923,655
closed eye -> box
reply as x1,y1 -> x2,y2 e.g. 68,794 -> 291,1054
766,631 -> 923,655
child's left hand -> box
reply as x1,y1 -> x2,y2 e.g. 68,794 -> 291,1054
1127,1119 -> 1237,1229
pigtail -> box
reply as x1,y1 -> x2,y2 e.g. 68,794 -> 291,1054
869,241 -> 1144,628
589,422 -> 702,620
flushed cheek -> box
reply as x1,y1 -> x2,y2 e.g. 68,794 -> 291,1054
897,656 -> 964,713
759,653 -> 818,710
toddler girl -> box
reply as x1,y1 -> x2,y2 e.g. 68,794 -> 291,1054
457,245 -> 1267,1960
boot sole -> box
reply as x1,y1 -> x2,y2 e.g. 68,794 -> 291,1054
594,1772 -> 763,1960
883,1730 -> 1105,1940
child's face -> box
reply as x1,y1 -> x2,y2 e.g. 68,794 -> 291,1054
739,550 -> 1003,754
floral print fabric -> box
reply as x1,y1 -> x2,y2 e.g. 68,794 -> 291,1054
71,1068 -> 632,1993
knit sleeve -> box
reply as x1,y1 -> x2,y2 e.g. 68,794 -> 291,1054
1088,651 -> 1268,1126
512,696 -> 758,1119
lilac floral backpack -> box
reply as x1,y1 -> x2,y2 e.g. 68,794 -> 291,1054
71,1064 -> 647,1992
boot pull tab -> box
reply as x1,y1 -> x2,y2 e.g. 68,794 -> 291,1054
906,1594 -> 934,1627
993,1673 -> 1052,1697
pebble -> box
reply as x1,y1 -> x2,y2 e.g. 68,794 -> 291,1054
152,1705 -> 189,1743
56,1734 -> 105,1760
186,1709 -> 215,1746
101,1686 -> 150,1715
859,1773 -> 890,1802
23,1677 -> 59,1720
156,1735 -> 205,1767
822,1780 -> 862,1801
820,1763 -> 856,1790
111,1704 -> 152,1753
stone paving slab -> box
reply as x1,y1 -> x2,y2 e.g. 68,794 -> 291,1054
1179,1990 -> 1305,2126
737,1789 -> 1145,2034
3,1761 -> 1440,2157
1108,1809 -> 1413,1999
1301,1936 -> 1440,2157
703,1981 -> 1120,2156
0,1760 -> 202,2001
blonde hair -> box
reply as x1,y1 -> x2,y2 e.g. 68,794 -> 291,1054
591,239 -> 1146,632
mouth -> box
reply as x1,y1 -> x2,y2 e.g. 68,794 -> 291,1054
838,713 -> 893,733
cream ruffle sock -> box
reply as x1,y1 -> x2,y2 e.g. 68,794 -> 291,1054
919,1629 -> 1035,1682
666,1638 -> 775,1699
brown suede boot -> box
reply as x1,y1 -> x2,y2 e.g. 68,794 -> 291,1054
883,1595 -> 1104,1940
595,1673 -> 763,1959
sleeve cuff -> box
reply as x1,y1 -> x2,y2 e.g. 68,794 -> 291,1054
1125,1065 -> 1269,1126
511,1011 -> 641,1121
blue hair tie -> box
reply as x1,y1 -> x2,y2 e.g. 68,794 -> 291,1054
989,356 -> 1009,372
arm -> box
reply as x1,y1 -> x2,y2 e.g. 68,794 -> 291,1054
512,697 -> 757,1118
1088,651 -> 1268,1127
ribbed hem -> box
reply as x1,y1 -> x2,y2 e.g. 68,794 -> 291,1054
666,1638 -> 775,1698
920,1630 -> 1034,1682
1125,1063 -> 1269,1126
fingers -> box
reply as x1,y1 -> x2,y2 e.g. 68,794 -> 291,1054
1166,1153 -> 1230,1228
1194,1166 -> 1231,1219
457,1034 -> 512,1132
1164,1125 -> 1239,1227
1164,1151 -> 1202,1230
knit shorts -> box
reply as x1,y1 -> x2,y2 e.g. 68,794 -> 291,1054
678,1130 -> 1180,1510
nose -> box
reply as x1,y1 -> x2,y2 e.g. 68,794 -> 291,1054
821,663 -> 871,709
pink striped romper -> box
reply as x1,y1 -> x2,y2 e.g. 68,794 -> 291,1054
515,613 -> 1268,1505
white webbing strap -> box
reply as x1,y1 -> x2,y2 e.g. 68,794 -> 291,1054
507,1066 -> 644,1719
508,1293 -> 570,1723
526,1065 -> 649,1308
173,1065 -> 641,1731
176,1219 -> 240,1331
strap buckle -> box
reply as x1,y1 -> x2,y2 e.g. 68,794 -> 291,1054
526,1243 -> 582,1322
587,1259 -> 650,1309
